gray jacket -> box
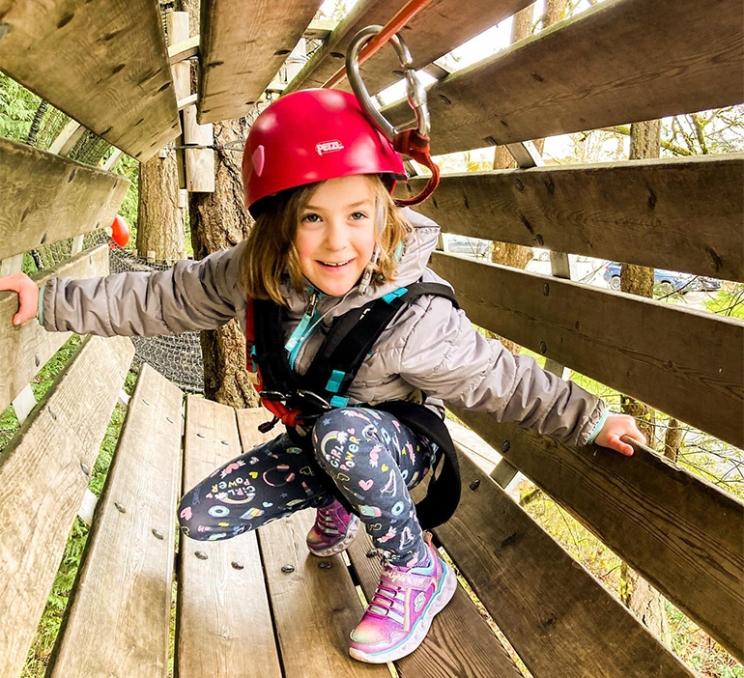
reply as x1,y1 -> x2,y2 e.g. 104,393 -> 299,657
41,208 -> 606,447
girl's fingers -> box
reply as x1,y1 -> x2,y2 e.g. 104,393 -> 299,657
1,275 -> 38,325
610,434 -> 634,457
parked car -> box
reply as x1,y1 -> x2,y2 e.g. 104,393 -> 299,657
602,262 -> 721,294
443,234 -> 491,258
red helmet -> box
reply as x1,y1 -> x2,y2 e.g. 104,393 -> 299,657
242,89 -> 405,215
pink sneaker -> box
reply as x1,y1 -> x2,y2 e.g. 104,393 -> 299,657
306,499 -> 361,557
348,533 -> 457,664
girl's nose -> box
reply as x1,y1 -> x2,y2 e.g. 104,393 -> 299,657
324,219 -> 349,251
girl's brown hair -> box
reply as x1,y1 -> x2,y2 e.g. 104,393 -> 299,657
240,176 -> 411,305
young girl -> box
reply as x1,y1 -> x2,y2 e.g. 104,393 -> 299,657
2,88 -> 645,664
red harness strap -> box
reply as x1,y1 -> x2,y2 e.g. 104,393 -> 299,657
245,301 -> 303,428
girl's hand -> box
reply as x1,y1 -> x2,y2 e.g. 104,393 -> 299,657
0,273 -> 39,326
594,414 -> 646,457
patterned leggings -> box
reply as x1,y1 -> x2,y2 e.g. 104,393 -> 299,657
178,408 -> 439,566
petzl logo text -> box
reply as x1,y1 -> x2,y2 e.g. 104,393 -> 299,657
316,140 -> 344,155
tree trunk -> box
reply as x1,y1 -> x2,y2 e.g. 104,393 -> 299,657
620,119 -> 660,445
488,2 -> 553,355
190,119 -> 259,409
136,148 -> 185,262
177,0 -> 258,408
663,418 -> 683,462
619,119 -> 670,646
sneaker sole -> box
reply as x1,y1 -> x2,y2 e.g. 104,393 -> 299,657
307,515 -> 361,557
348,559 -> 458,664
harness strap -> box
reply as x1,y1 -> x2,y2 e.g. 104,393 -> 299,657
304,282 -> 457,400
375,400 -> 461,530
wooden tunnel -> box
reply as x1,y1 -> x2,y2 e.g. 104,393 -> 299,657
0,0 -> 742,676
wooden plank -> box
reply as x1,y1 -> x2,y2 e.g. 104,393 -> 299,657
168,35 -> 200,65
0,335 -> 134,678
177,402 -> 282,678
0,244 -> 110,414
0,0 -> 180,160
197,1 -> 324,124
50,364 -> 183,675
235,410 -> 384,675
47,119 -> 84,155
431,253 -> 744,448
257,509 -> 389,677
0,254 -> 24,276
11,385 -> 36,425
453,409 -> 744,662
404,155 -> 744,282
285,0 -> 532,94
383,0 -> 744,152
428,450 -> 691,676
347,534 -> 523,677
0,138 -> 129,260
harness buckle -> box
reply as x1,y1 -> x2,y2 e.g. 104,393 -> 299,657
258,416 -> 280,433
294,389 -> 333,412
258,390 -> 289,402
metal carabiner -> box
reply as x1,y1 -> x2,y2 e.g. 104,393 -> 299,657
345,25 -> 430,143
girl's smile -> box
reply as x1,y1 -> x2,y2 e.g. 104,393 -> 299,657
294,175 -> 377,297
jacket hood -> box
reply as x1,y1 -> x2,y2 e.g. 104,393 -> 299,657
282,207 -> 441,322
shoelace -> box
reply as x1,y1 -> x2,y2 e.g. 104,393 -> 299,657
368,571 -> 406,620
316,506 -> 343,536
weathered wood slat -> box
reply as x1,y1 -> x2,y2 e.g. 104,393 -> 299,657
384,0 -> 744,152
258,511 -> 388,676
0,139 -> 129,261
347,534 -> 523,677
0,0 -> 180,160
0,245 -> 110,414
431,253 -> 744,448
285,0 -> 532,95
404,155 -> 744,282
197,0 -> 324,124
50,364 -> 183,675
0,335 -> 134,678
427,450 -> 692,676
177,402 -> 282,678
453,409 -> 744,662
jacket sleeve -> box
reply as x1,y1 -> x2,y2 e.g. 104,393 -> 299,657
397,296 -> 606,447
41,241 -> 247,337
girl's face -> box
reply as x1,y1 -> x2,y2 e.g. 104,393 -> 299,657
294,175 -> 377,297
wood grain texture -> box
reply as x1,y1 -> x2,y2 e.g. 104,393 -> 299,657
433,450 -> 692,677
50,364 -> 183,675
453,409 -> 744,662
383,0 -> 744,151
197,0 -> 324,123
403,155 -> 744,282
177,401 -> 282,678
347,534 -> 523,677
0,335 -> 133,678
285,0 -> 532,95
0,139 -> 129,260
258,511 -> 388,677
0,0 -> 180,160
0,245 -> 109,414
431,253 -> 744,448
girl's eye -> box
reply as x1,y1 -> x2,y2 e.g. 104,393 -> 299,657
301,213 -> 322,224
350,211 -> 368,221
